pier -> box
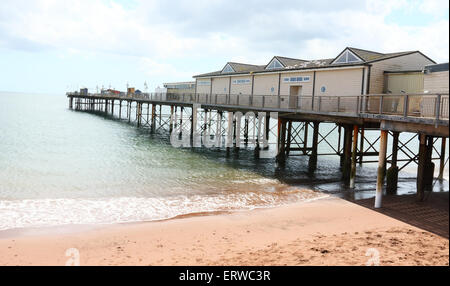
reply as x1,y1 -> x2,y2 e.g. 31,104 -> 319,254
67,91 -> 449,208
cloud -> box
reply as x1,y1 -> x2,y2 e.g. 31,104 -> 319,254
0,0 -> 448,91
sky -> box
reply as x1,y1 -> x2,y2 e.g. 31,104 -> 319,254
0,0 -> 448,94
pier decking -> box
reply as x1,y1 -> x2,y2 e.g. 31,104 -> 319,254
67,91 -> 449,207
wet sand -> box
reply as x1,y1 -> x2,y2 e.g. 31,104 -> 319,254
0,196 -> 448,266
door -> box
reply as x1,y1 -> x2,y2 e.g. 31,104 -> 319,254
289,86 -> 302,108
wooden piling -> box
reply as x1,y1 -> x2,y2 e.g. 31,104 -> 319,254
170,105 -> 174,133
359,127 -> 364,165
417,134 -> 427,201
264,113 -> 270,150
349,125 -> 359,188
276,118 -> 286,163
342,125 -> 352,183
303,122 -> 309,155
386,132 -> 399,194
439,137 -> 447,181
308,122 -> 319,173
375,129 -> 388,208
286,121 -> 292,156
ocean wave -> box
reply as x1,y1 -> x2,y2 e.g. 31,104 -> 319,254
0,189 -> 328,231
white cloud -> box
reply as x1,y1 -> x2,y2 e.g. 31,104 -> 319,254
0,0 -> 448,89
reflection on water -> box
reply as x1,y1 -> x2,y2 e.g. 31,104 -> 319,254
0,92 -> 448,231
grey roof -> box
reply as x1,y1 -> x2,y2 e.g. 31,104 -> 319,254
193,47 -> 435,78
273,56 -> 308,67
424,62 -> 449,73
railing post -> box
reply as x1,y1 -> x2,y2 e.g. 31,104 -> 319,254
278,96 -> 281,108
379,95 -> 384,114
215,94 -> 217,104
262,95 -> 265,108
337,97 -> 340,112
436,94 -> 441,121
318,96 -> 322,112
237,94 -> 239,106
403,95 -> 409,117
356,96 -> 360,114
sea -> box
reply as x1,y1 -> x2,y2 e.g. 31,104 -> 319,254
0,92 -> 448,232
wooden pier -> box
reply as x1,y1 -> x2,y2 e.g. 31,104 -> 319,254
67,91 -> 449,208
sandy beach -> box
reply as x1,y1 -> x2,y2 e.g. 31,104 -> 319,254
0,196 -> 448,266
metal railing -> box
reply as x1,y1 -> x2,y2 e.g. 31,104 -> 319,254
67,91 -> 449,122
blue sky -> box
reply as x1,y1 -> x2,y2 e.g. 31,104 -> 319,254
0,0 -> 448,94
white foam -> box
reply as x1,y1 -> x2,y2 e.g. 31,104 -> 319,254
0,190 -> 327,231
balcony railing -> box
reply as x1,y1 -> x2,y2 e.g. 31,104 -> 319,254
67,92 -> 449,122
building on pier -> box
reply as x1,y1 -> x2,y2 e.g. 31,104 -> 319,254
193,47 -> 436,103
164,81 -> 196,94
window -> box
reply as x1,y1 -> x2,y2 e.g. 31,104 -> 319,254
222,64 -> 235,74
232,79 -> 251,85
197,80 -> 211,86
283,76 -> 311,83
266,58 -> 284,70
333,50 -> 362,64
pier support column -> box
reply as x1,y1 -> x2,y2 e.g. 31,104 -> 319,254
349,125 -> 359,189
137,103 -> 142,127
342,125 -> 352,184
151,104 -> 157,132
105,100 -> 108,113
69,97 -> 73,109
386,132 -> 399,195
417,134 -> 427,201
375,129 -> 388,208
359,128 -> 365,165
244,118 -> 249,147
303,122 -> 309,155
417,134 -> 435,201
254,114 -> 260,159
264,113 -> 270,150
226,112 -> 233,156
170,106 -> 174,133
276,118 -> 286,164
438,137 -> 447,181
286,121 -> 292,156
308,122 -> 320,173
111,100 -> 114,116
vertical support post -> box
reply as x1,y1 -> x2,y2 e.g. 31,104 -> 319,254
386,132 -> 399,194
226,111 -> 233,156
417,134 -> 427,201
359,127 -> 365,165
151,104 -> 156,132
303,122 -> 309,155
308,122 -> 320,173
439,137 -> 447,181
244,118 -> 249,146
276,118 -> 286,164
264,113 -> 270,150
349,125 -> 359,188
342,125 -> 352,184
170,105 -> 174,133
69,97 -> 73,109
137,103 -> 142,127
111,100 -> 114,116
119,100 -> 122,119
254,113 -> 260,159
286,121 -> 292,156
375,129 -> 388,208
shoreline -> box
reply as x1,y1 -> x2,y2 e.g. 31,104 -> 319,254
0,196 -> 448,266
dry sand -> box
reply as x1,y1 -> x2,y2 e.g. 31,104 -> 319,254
0,196 -> 448,266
